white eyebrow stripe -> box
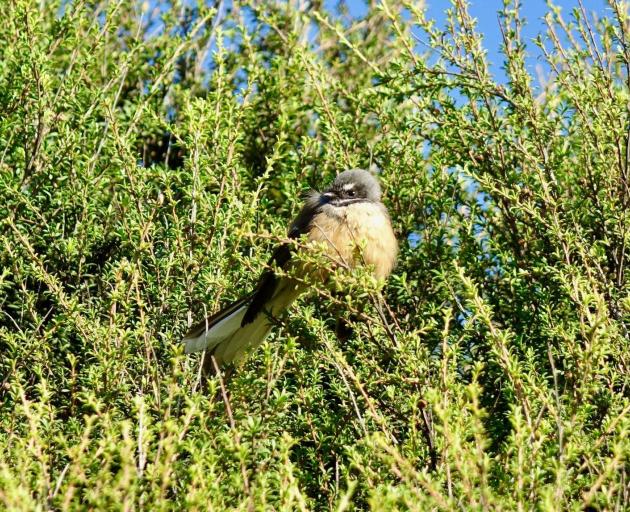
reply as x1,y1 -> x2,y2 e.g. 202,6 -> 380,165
342,183 -> 355,190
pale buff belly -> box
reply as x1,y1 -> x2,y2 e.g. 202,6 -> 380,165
306,202 -> 398,280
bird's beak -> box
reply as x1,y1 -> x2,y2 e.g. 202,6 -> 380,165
321,192 -> 335,203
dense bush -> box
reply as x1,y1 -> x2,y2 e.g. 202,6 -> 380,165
0,0 -> 628,509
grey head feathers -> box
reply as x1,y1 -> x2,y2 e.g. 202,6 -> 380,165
323,168 -> 382,206
289,169 -> 383,235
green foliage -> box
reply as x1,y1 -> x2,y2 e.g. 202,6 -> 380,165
1,0 -> 628,509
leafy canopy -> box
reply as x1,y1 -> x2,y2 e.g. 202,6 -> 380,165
0,0 -> 628,510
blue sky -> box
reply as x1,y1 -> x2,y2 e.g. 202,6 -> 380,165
344,0 -> 611,83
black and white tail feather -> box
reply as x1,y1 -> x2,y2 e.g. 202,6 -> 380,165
182,277 -> 304,366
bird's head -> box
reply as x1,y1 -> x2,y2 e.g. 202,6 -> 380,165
321,169 -> 382,206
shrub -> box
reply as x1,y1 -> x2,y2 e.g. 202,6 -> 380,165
0,0 -> 628,510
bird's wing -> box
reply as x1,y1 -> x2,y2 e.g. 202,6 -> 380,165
183,190 -> 322,355
242,244 -> 290,325
242,191 -> 321,325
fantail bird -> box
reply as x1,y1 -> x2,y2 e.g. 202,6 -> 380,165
182,169 -> 398,366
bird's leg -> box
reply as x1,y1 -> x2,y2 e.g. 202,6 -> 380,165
335,314 -> 356,342
332,290 -> 360,342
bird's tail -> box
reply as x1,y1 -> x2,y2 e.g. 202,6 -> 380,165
183,278 -> 304,366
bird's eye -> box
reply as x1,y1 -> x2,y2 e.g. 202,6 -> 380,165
347,189 -> 355,197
